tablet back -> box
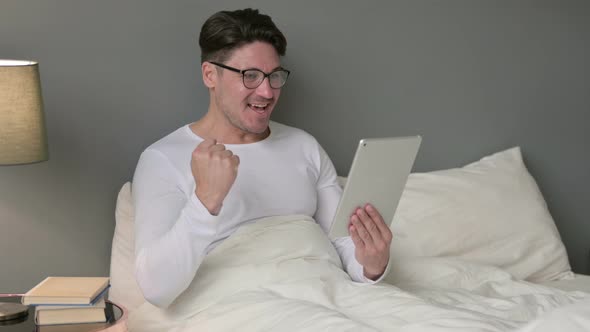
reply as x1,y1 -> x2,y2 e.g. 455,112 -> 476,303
329,136 -> 421,238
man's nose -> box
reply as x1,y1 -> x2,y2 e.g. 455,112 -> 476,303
255,77 -> 274,99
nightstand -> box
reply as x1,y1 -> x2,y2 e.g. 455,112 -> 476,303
0,295 -> 128,332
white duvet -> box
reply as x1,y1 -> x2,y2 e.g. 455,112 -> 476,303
128,215 -> 589,332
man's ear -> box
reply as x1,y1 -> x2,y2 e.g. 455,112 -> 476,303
202,62 -> 217,88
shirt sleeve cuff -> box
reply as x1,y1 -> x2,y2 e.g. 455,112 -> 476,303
181,185 -> 221,235
360,259 -> 391,284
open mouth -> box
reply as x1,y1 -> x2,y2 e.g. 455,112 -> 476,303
248,103 -> 269,114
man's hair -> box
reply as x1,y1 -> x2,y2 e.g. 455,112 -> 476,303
199,8 -> 287,64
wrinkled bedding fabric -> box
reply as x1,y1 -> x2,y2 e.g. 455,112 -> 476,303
129,215 -> 589,332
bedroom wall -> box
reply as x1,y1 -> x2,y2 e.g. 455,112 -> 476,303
1,0 -> 588,292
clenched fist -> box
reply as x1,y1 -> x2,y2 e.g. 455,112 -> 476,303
191,139 -> 240,215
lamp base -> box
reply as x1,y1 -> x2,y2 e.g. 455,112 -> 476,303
0,301 -> 28,322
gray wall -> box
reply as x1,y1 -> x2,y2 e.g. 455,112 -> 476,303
1,0 -> 588,293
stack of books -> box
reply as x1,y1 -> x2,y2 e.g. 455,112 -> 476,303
21,276 -> 110,326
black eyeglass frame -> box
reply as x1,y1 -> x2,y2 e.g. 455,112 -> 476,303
209,61 -> 291,89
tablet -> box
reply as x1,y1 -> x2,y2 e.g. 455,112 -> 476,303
328,136 -> 422,238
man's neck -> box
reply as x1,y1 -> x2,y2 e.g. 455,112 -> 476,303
189,111 -> 269,144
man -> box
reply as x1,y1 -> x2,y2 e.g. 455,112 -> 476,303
132,8 -> 393,308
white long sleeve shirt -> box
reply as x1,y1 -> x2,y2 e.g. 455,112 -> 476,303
132,121 -> 385,308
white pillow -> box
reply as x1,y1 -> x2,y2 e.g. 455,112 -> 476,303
386,147 -> 572,282
109,182 -> 145,312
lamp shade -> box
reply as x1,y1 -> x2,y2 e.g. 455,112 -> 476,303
0,60 -> 49,165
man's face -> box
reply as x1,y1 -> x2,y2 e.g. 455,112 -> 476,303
211,41 -> 282,135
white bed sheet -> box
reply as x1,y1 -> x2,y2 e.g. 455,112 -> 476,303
127,215 -> 590,332
539,273 -> 590,293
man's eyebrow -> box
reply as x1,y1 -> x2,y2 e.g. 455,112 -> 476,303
243,66 -> 286,72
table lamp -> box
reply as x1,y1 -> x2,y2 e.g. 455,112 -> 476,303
0,59 -> 49,322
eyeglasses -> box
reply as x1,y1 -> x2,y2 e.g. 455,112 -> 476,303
209,61 -> 290,89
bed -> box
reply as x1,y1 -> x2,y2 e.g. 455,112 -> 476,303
109,146 -> 590,331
